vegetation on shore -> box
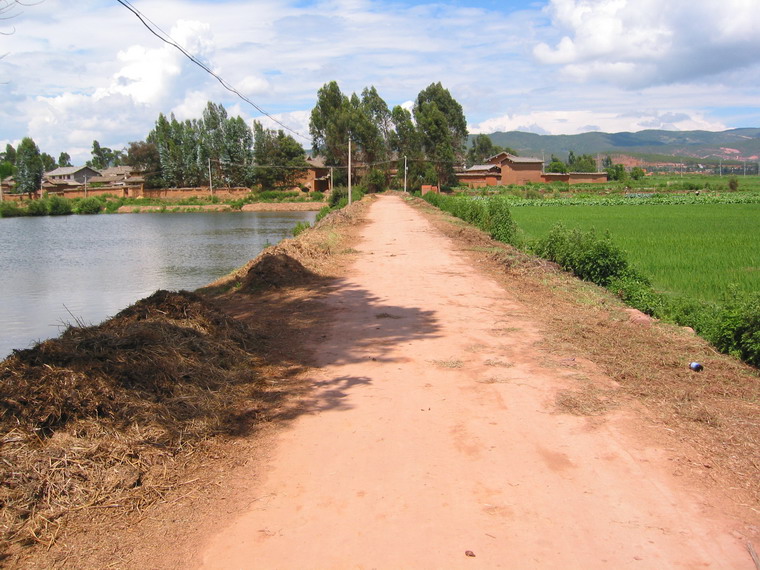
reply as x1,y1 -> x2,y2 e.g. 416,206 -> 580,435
0,190 -> 326,218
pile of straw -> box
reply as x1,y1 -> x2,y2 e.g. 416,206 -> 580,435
0,290 -> 267,547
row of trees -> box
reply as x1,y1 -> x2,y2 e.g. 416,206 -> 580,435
309,81 -> 468,189
3,81 -> 470,193
544,152 -> 645,181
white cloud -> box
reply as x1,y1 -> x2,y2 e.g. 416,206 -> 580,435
1,0 -> 757,164
533,0 -> 760,87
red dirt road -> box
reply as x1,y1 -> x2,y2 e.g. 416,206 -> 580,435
199,195 -> 750,568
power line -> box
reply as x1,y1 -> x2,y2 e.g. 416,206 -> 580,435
114,0 -> 310,142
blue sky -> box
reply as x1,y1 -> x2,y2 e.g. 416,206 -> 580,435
1,0 -> 759,163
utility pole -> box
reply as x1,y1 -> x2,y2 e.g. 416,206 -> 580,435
348,138 -> 352,206
208,158 -> 213,195
404,155 -> 407,193
84,175 -> 88,198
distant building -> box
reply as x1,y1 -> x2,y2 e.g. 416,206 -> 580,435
457,152 -> 607,187
45,166 -> 101,185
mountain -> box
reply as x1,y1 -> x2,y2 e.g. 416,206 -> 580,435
476,128 -> 760,163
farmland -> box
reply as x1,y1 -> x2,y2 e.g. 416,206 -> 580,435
509,202 -> 760,303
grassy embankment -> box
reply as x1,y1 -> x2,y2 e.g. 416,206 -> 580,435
423,183 -> 760,367
0,189 -> 327,218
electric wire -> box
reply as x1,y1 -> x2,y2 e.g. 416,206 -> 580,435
114,0 -> 309,142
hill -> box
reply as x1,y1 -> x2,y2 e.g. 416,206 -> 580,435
476,128 -> 760,163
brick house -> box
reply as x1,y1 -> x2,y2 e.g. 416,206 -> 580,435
458,152 -> 544,187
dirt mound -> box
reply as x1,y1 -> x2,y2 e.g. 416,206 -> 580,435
242,251 -> 317,291
0,290 -> 269,549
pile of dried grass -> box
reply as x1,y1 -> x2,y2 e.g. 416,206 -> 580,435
0,290 -> 269,548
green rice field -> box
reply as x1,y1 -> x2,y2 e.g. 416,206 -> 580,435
510,203 -> 760,303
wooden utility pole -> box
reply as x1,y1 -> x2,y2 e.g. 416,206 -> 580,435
348,138 -> 352,206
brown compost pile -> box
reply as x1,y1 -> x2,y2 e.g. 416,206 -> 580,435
0,290 -> 269,548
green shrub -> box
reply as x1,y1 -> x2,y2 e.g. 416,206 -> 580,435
532,224 -> 628,286
311,191 -> 325,202
485,198 -> 517,245
728,177 -> 739,191
75,197 -> 103,215
315,206 -> 331,222
328,186 -> 364,208
105,199 -> 124,214
710,292 -> 760,366
608,271 -> 663,316
47,195 -> 73,216
292,221 -> 311,237
0,201 -> 25,218
26,199 -> 49,216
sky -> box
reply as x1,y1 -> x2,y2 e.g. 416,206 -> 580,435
1,0 -> 759,164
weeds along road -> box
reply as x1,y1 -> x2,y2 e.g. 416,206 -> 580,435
199,195 -> 751,569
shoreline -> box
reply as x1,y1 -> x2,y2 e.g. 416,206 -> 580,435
116,202 -> 324,213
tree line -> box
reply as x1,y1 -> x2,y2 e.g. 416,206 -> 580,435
2,81 -> 470,194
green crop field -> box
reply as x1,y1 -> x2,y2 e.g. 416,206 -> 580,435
510,203 -> 760,303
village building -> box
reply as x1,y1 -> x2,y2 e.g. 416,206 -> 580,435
298,156 -> 331,193
458,152 -> 608,187
45,166 -> 101,185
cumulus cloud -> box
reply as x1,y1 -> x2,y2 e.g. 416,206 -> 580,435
533,0 -> 760,87
2,0 -> 757,163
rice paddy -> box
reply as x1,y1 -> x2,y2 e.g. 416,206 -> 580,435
510,203 -> 760,303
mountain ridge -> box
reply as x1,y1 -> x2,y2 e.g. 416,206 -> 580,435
474,128 -> 760,162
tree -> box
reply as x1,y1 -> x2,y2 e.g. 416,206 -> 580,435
220,115 -> 253,187
606,163 -> 627,181
389,105 -> 427,190
546,154 -> 568,173
358,86 -> 391,165
15,137 -> 43,195
88,140 -> 122,170
40,152 -> 56,172
125,141 -> 162,188
310,81 -> 352,168
568,152 -> 596,172
57,152 -> 72,167
630,166 -> 645,180
252,122 -> 308,189
413,82 -> 468,187
467,134 -> 508,167
2,143 -> 16,165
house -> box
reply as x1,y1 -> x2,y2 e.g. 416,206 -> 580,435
45,166 -> 101,185
458,152 -> 608,187
456,164 -> 501,188
457,152 -> 544,187
297,156 -> 331,193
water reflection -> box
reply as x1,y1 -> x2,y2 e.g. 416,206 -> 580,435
0,211 -> 317,358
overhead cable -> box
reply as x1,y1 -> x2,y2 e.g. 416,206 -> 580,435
114,0 -> 310,142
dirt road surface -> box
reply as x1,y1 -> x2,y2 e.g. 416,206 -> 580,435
198,195 -> 751,568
